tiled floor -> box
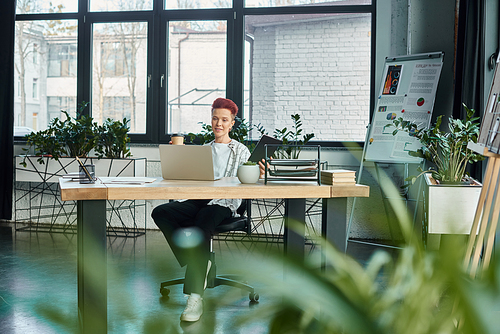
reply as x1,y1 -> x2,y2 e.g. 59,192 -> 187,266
0,224 -> 393,333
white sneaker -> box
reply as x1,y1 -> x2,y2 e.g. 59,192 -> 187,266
180,294 -> 203,322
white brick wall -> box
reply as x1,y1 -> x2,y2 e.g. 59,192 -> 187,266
250,14 -> 371,141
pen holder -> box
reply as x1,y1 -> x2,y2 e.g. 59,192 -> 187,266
79,164 -> 96,184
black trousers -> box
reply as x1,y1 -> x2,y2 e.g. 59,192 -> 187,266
151,199 -> 232,295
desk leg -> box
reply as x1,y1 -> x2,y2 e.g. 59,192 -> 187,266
77,200 -> 107,334
284,198 -> 306,263
322,198 -> 348,254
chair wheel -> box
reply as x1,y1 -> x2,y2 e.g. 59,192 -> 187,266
160,287 -> 170,297
249,292 -> 259,302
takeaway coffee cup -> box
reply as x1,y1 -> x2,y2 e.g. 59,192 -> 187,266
171,134 -> 184,145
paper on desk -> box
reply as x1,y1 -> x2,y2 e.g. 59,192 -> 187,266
100,177 -> 157,185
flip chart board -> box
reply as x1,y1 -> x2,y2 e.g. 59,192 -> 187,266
364,52 -> 444,163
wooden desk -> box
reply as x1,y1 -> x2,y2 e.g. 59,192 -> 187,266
59,177 -> 369,333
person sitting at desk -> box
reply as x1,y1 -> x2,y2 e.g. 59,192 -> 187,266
152,98 -> 264,322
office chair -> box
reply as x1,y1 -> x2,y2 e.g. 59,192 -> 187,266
159,199 -> 259,302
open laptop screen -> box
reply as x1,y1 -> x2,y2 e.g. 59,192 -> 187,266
159,145 -> 218,181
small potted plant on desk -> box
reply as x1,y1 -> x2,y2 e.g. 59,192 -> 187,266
237,161 -> 261,184
386,104 -> 484,247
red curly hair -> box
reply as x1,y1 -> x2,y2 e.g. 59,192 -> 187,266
211,98 -> 238,118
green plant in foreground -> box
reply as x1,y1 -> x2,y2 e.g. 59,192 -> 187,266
232,166 -> 500,334
385,103 -> 484,184
28,164 -> 500,333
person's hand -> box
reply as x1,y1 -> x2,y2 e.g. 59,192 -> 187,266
258,158 -> 271,178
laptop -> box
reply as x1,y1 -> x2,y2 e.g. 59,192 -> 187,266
159,145 -> 219,181
248,135 -> 283,163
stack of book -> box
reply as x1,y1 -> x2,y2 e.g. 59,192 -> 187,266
320,169 -> 356,185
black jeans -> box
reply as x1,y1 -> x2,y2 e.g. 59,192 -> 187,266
151,199 -> 232,295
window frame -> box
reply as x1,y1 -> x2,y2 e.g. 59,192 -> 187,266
14,0 -> 376,146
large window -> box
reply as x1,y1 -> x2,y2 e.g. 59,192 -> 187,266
245,13 -> 372,141
166,20 -> 227,135
15,0 -> 374,143
14,19 -> 78,132
92,22 -> 148,134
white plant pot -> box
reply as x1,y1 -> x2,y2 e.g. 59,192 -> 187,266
237,164 -> 260,184
424,173 -> 482,235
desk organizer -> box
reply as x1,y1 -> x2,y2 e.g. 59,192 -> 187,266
264,144 -> 323,184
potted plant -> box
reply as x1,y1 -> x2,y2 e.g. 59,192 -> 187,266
386,104 -> 484,243
20,102 -> 133,167
272,113 -> 315,160
237,161 -> 260,184
14,102 -> 144,235
20,102 -> 94,167
386,103 -> 484,185
94,117 -> 132,159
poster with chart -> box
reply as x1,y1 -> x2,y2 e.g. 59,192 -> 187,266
364,52 -> 444,163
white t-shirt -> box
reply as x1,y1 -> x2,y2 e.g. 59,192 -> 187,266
212,142 -> 232,180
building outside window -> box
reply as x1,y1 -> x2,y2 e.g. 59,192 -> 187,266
32,78 -> 38,99
103,96 -> 132,120
33,43 -> 38,64
47,96 -> 76,123
14,18 -> 77,132
48,43 -> 77,77
100,42 -> 134,77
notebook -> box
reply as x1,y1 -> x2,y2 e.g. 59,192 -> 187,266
248,135 -> 282,163
159,145 -> 219,181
